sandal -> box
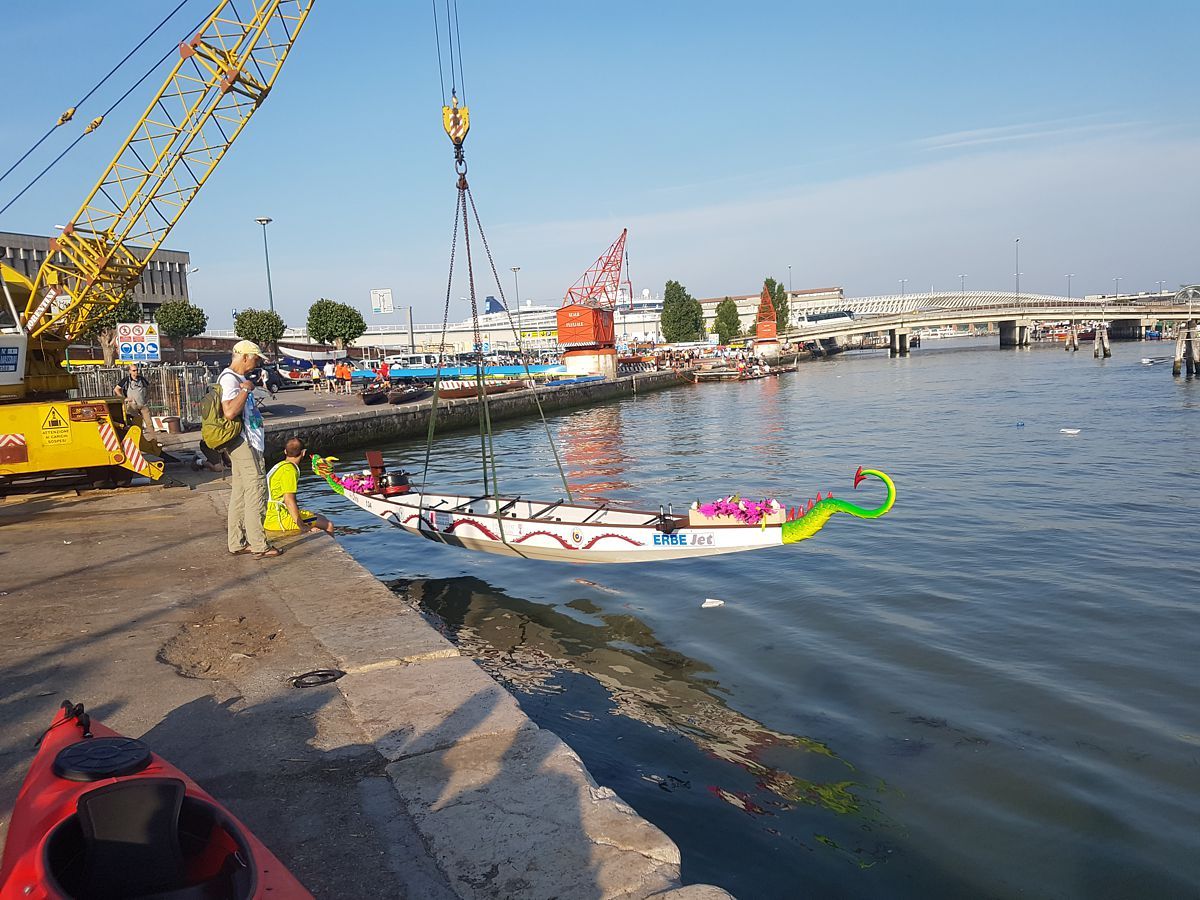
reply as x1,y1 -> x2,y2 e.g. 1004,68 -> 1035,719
254,547 -> 283,559
230,547 -> 252,556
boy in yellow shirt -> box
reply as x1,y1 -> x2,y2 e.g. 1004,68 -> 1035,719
264,437 -> 335,535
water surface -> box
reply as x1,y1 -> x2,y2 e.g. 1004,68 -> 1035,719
303,339 -> 1200,898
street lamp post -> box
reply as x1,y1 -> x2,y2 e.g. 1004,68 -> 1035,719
788,264 -> 792,293
899,278 -> 907,299
510,266 -> 522,358
958,273 -> 966,302
253,218 -> 274,316
1156,279 -> 1165,296
255,216 -> 275,314
1014,238 -> 1021,307
1065,273 -> 1074,301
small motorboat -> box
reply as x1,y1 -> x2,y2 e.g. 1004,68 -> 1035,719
387,386 -> 433,405
0,702 -> 310,899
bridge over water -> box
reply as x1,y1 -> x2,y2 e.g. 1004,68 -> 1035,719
787,289 -> 1198,355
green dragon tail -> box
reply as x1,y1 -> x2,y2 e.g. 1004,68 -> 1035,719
780,467 -> 896,545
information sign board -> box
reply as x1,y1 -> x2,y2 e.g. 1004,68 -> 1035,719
116,323 -> 161,362
370,289 -> 394,315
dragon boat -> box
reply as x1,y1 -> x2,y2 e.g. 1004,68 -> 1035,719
313,454 -> 895,564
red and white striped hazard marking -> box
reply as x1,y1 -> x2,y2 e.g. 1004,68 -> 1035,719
122,436 -> 147,474
0,433 -> 27,448
97,421 -> 121,455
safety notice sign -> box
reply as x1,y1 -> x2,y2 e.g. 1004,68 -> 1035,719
116,322 -> 161,362
41,405 -> 71,446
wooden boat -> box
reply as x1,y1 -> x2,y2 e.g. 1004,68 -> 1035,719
313,455 -> 895,565
436,380 -> 524,400
739,363 -> 797,381
359,386 -> 389,405
693,368 -> 741,382
388,386 -> 433,405
0,702 -> 310,899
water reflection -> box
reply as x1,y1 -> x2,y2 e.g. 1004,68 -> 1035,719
393,575 -> 897,868
556,406 -> 633,502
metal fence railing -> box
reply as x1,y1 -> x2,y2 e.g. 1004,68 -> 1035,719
69,364 -> 215,427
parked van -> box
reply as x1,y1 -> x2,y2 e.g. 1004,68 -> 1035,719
383,352 -> 441,368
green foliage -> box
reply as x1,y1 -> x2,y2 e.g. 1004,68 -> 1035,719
234,308 -> 286,351
660,280 -> 704,343
85,297 -> 145,365
764,277 -> 790,330
85,297 -> 145,339
306,297 -> 366,349
713,297 -> 743,344
155,300 -> 208,360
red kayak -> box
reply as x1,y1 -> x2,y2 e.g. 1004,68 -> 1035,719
0,702 -> 311,899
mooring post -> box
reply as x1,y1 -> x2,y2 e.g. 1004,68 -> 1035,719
1174,326 -> 1185,376
1066,323 -> 1077,352
1188,320 -> 1199,377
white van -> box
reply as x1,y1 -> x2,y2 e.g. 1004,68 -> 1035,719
383,352 -> 441,368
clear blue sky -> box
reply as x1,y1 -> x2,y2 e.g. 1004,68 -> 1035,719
2,1 -> 1197,327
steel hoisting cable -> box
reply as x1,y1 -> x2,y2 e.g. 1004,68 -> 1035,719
463,188 -> 573,501
0,5 -> 209,219
431,0 -> 447,106
0,0 -> 192,192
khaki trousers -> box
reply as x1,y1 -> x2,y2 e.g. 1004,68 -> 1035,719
227,437 -> 268,553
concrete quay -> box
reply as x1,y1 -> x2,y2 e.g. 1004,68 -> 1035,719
0,474 -> 731,899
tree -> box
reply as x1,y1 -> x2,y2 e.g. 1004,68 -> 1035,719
764,277 -> 790,331
660,280 -> 704,343
713,297 -> 742,345
85,297 -> 145,366
306,298 -> 366,349
155,300 -> 208,362
234,308 -> 286,354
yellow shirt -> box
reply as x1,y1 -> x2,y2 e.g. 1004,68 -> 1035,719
264,460 -> 305,531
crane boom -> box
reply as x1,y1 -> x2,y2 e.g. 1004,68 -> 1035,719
562,228 -> 628,310
24,0 -> 315,344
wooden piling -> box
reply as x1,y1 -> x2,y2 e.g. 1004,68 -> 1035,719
1093,323 -> 1110,358
1175,320 -> 1197,377
1065,325 -> 1077,352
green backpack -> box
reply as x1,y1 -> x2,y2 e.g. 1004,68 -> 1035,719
200,370 -> 243,449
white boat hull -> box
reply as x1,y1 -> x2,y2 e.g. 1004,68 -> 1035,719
341,489 -> 785,564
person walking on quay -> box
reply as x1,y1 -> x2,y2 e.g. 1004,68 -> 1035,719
310,363 -> 323,393
114,364 -> 153,430
323,359 -> 336,393
264,436 -> 335,536
220,340 -> 280,559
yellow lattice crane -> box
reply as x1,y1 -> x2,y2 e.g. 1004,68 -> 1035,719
0,0 -> 314,484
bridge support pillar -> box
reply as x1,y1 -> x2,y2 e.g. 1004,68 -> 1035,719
889,328 -> 910,357
1000,319 -> 1032,347
1110,317 -> 1146,341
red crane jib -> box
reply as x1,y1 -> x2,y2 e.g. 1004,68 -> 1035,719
756,285 -> 778,341
557,228 -> 628,351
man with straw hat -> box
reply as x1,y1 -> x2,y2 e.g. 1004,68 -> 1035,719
220,340 -> 280,558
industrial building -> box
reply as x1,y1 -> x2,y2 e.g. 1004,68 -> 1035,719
0,230 -> 192,318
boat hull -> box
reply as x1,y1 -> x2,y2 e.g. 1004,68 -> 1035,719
341,488 -> 785,564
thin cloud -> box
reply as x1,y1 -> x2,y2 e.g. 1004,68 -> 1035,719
915,116 -> 1140,151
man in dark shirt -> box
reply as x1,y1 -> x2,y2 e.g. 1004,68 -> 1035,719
114,364 -> 153,430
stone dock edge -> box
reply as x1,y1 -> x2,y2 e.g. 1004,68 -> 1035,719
234,495 -> 732,898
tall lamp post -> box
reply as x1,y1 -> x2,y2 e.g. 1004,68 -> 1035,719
899,278 -> 907,299
1065,273 -> 1074,301
1014,237 -> 1021,307
255,216 -> 275,314
510,266 -> 522,357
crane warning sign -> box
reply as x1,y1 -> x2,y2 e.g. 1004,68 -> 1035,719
41,405 -> 71,445
117,323 -> 161,362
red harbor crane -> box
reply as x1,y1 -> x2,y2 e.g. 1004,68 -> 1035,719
556,228 -> 630,378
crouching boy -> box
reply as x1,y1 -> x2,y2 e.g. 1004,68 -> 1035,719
264,437 -> 335,535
